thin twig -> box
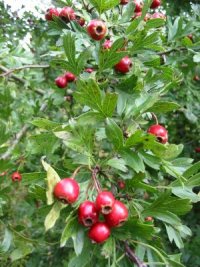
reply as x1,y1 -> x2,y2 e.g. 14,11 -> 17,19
0,103 -> 47,160
0,64 -> 49,77
71,166 -> 84,179
91,166 -> 101,193
0,65 -> 45,95
124,241 -> 148,267
151,112 -> 158,125
157,47 -> 187,56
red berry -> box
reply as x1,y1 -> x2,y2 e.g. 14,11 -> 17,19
120,0 -> 129,5
118,181 -> 125,189
145,216 -> 153,222
87,20 -> 107,41
193,75 -> 200,81
103,40 -> 112,50
45,8 -> 59,21
88,222 -> 111,243
148,124 -> 168,144
104,200 -> 128,227
85,68 -> 94,73
187,34 -> 193,41
78,201 -> 99,227
53,178 -> 79,204
151,12 -> 166,19
11,172 -> 22,182
195,147 -> 200,153
59,7 -> 76,22
133,0 -> 143,12
150,0 -> 161,9
96,191 -> 115,215
115,56 -> 132,74
64,72 -> 76,82
76,17 -> 85,26
55,76 -> 68,88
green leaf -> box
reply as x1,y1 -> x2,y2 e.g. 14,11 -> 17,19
117,74 -> 138,93
105,118 -> 124,150
76,111 -> 104,125
147,101 -> 180,113
155,144 -> 183,160
31,118 -> 62,131
42,160 -> 60,205
1,229 -> 12,252
183,161 -> 200,178
77,48 -> 92,74
113,219 -> 154,240
120,149 -> 145,173
63,33 -> 77,73
120,2 -> 135,23
88,0 -> 120,14
146,18 -> 166,29
10,245 -> 33,262
72,227 -> 85,256
75,79 -> 103,112
106,158 -> 128,172
44,202 -> 64,231
165,225 -> 184,249
60,215 -> 79,247
99,38 -> 127,71
0,121 -> 9,145
102,92 -> 118,117
101,237 -> 115,258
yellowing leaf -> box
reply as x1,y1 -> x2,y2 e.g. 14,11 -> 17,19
42,160 -> 61,205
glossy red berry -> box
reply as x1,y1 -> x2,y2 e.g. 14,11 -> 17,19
64,72 -> 76,82
104,200 -> 128,227
187,34 -> 193,41
150,0 -> 161,9
11,172 -> 22,182
59,7 -> 76,22
120,0 -> 129,5
145,216 -> 153,222
193,75 -> 200,81
96,191 -> 115,215
78,201 -> 99,227
87,20 -> 107,41
115,56 -> 132,74
88,222 -> 111,243
118,181 -> 126,189
151,12 -> 166,19
76,17 -> 85,26
147,124 -> 168,144
103,40 -> 112,50
45,8 -> 59,21
53,178 -> 79,204
133,0 -> 143,12
85,68 -> 94,73
195,147 -> 200,153
55,76 -> 68,88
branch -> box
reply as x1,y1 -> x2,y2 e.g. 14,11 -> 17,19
157,47 -> 188,56
124,241 -> 147,267
0,65 -> 45,96
0,64 -> 49,77
0,102 -> 47,161
91,166 -> 101,193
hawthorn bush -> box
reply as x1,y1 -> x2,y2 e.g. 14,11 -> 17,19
0,0 -> 200,266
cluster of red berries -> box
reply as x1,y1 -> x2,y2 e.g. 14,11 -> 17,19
55,71 -> 76,88
120,0 -> 165,21
53,178 -> 128,243
120,0 -> 161,9
45,6 -> 85,26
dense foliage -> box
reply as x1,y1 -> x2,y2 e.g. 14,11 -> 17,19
0,0 -> 200,266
